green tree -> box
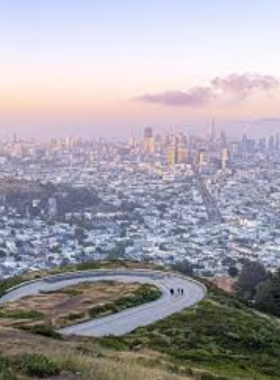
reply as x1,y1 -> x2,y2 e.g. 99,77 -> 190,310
228,266 -> 239,278
255,270 -> 280,316
237,261 -> 267,300
173,260 -> 194,276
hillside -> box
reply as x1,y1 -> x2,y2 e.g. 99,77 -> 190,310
0,263 -> 280,379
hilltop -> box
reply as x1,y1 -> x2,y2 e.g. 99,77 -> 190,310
0,262 -> 280,379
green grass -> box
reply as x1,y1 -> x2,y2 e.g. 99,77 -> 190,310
0,276 -> 25,298
88,284 -> 161,319
19,324 -> 63,340
0,309 -> 45,320
114,286 -> 280,379
15,353 -> 61,378
0,355 -> 18,380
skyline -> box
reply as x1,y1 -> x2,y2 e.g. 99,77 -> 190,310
1,0 -> 280,138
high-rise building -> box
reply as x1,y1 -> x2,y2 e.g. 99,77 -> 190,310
177,146 -> 187,163
209,120 -> 216,142
221,148 -> 230,170
144,127 -> 154,154
220,130 -> 227,148
167,146 -> 177,166
268,135 -> 275,151
198,149 -> 208,167
275,134 -> 279,150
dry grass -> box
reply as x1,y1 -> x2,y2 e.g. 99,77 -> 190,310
0,281 -> 143,329
0,327 -> 192,380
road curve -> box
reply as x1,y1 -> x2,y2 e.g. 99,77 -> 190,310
0,269 -> 206,337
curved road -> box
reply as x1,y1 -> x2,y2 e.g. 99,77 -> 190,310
0,269 -> 206,337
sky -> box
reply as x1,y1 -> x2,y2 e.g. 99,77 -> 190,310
0,0 -> 280,139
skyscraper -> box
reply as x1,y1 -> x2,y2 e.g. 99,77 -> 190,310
144,127 -> 154,154
221,148 -> 230,170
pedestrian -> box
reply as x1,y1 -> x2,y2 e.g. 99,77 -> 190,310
170,288 -> 174,296
181,288 -> 184,295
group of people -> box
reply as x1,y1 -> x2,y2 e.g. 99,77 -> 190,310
170,287 -> 184,296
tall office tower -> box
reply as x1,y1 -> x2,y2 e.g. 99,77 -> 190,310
144,127 -> 154,154
242,133 -> 248,152
259,138 -> 267,151
275,134 -> 280,150
221,148 -> 230,170
198,149 -> 208,166
209,120 -> 216,142
129,127 -> 136,148
177,146 -> 187,163
268,135 -> 275,151
220,130 -> 227,148
177,134 -> 188,163
48,197 -> 58,217
167,146 -> 177,166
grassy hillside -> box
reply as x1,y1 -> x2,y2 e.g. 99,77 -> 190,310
1,264 -> 280,379
119,281 -> 280,379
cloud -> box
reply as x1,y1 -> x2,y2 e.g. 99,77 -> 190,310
212,73 -> 279,100
137,73 -> 279,107
137,87 -> 213,107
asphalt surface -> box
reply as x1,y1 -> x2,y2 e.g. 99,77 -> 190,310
0,269 -> 206,337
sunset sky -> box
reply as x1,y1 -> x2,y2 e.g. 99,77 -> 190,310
0,0 -> 280,138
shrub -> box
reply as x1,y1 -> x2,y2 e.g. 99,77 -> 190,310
19,324 -> 62,340
0,309 -> 45,320
17,354 -> 61,378
0,356 -> 18,380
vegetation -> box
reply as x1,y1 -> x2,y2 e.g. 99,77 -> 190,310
88,284 -> 161,319
237,261 -> 268,299
172,260 -> 194,276
3,262 -> 280,379
0,355 -> 17,380
0,275 -> 25,298
236,261 -> 280,318
227,266 -> 239,278
16,354 -> 61,378
116,283 -> 280,379
254,269 -> 280,317
0,309 -> 45,320
19,324 -> 63,340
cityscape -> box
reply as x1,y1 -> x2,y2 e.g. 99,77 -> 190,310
2,1 -> 280,379
1,126 -> 280,279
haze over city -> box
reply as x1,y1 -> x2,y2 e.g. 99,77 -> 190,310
1,0 -> 280,139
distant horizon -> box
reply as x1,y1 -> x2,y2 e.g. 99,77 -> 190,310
1,117 -> 280,142
1,1 -> 280,137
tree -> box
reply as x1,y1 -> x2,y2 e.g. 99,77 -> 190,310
255,270 -> 280,316
228,266 -> 239,278
173,260 -> 194,276
237,261 -> 267,299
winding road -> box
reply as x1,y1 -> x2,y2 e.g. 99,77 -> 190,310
0,269 -> 206,337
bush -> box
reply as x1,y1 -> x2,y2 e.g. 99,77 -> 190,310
0,276 -> 25,297
173,260 -> 194,276
237,261 -> 267,299
0,356 -> 18,380
0,309 -> 45,320
100,336 -> 128,351
17,354 -> 61,378
20,324 -> 63,340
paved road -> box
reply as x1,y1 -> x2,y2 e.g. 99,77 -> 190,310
0,269 -> 206,337
192,164 -> 223,224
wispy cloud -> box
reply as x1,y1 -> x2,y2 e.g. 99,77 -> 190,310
137,73 -> 279,107
212,73 -> 279,100
137,87 -> 213,107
